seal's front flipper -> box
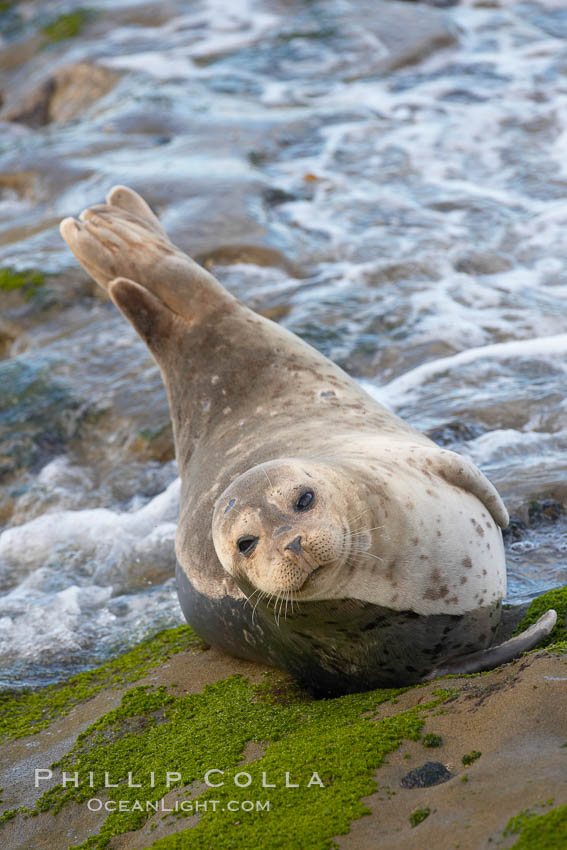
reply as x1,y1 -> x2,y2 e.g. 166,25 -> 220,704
425,608 -> 558,679
413,446 -> 509,528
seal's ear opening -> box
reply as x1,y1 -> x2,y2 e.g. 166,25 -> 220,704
108,277 -> 177,360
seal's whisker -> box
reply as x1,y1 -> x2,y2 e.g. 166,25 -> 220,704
263,468 -> 273,488
351,550 -> 384,563
244,587 -> 262,609
347,507 -> 371,524
251,590 -> 267,621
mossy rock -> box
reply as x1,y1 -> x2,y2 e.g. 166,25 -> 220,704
0,625 -> 203,744
0,657 -> 452,848
504,804 -> 567,849
0,267 -> 44,299
514,586 -> 567,648
41,8 -> 94,43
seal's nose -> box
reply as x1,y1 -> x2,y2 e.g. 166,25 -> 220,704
284,535 -> 302,555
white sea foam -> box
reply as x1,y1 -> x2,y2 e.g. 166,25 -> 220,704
374,334 -> 567,407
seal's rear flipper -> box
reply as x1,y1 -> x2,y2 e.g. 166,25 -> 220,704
60,185 -> 234,323
108,278 -> 178,360
424,608 -> 558,679
106,185 -> 167,236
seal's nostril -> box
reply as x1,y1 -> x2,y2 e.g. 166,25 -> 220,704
284,535 -> 302,554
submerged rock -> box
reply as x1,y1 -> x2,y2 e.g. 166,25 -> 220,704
1,63 -> 119,127
0,358 -> 86,482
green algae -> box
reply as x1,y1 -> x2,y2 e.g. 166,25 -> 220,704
1,673 -> 456,849
504,804 -> 567,848
41,8 -> 93,42
461,750 -> 481,766
0,625 -> 202,744
514,587 -> 567,648
0,267 -> 44,300
422,733 -> 442,748
409,807 -> 431,828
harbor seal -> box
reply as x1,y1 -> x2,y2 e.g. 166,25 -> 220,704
60,186 -> 556,694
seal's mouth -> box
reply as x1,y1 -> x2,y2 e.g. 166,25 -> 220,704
304,563 -> 324,581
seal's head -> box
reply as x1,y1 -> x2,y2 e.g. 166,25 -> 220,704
212,459 -> 371,601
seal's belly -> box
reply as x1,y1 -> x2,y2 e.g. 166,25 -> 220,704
176,562 -> 500,694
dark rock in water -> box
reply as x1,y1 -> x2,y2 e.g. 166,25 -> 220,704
528,498 -> 564,525
0,359 -> 86,481
262,186 -> 298,207
1,63 -> 119,127
427,421 -> 484,447
401,761 -> 453,788
503,498 -> 564,541
502,517 -> 527,542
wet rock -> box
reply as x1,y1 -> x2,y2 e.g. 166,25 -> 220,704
0,269 -> 98,359
262,186 -> 298,207
427,421 -> 485,447
348,0 -> 458,76
365,259 -> 441,286
502,517 -> 527,542
454,251 -> 514,276
400,761 -> 453,788
0,358 -> 87,482
127,423 -> 175,464
503,498 -> 565,541
151,177 -> 299,265
1,63 -> 119,127
528,498 -> 564,525
196,243 -> 299,275
0,171 -> 37,200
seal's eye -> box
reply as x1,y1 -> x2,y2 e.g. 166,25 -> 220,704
237,535 -> 259,556
294,490 -> 315,512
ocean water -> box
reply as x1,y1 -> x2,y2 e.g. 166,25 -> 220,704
0,0 -> 566,688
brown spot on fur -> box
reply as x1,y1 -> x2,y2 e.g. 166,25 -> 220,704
471,518 -> 485,537
436,530 -> 442,537
482,569 -> 487,575
385,561 -> 397,582
423,584 -> 449,600
412,537 -> 419,545
463,557 -> 472,569
419,554 -> 430,561
460,576 -> 467,584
